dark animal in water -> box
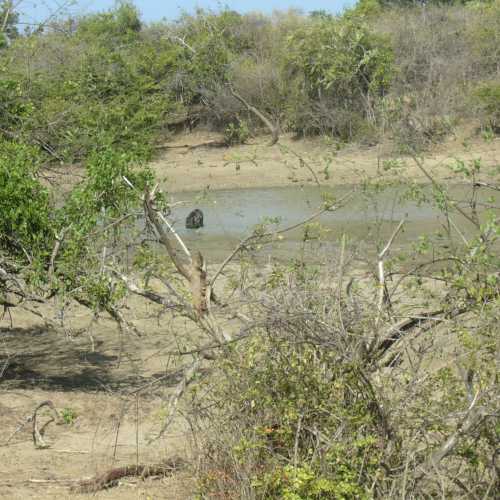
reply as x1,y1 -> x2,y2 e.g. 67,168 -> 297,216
186,209 -> 204,229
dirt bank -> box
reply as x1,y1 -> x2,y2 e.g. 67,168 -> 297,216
150,130 -> 500,193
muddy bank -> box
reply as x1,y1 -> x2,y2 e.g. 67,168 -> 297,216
150,131 -> 500,193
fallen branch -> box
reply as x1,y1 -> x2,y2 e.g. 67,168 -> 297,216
73,457 -> 186,493
154,140 -> 228,150
32,400 -> 63,449
376,307 -> 468,361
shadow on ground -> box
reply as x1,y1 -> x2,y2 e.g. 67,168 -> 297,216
0,326 -> 182,392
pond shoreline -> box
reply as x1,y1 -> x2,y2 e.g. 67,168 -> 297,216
150,131 -> 500,194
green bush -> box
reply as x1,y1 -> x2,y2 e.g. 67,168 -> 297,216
0,4 -> 180,163
283,15 -> 393,138
473,81 -> 500,133
0,141 -> 51,261
224,120 -> 250,145
195,272 -> 389,498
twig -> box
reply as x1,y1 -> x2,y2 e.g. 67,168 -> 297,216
155,140 -> 228,150
167,34 -> 196,54
48,225 -> 71,280
376,217 -> 405,324
152,358 -> 201,442
52,449 -> 89,454
279,144 -> 321,186
421,392 -> 487,475
409,153 -> 480,228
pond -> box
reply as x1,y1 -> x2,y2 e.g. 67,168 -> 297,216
166,184 -> 499,262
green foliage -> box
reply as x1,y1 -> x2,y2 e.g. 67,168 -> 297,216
0,141 -> 51,261
473,81 -> 500,133
283,15 -> 393,138
1,2 -> 498,147
172,9 -> 249,105
0,1 -> 19,48
1,5 -> 179,163
60,407 -> 77,425
224,120 -> 250,145
197,311 -> 386,498
76,1 -> 142,44
468,1 -> 500,75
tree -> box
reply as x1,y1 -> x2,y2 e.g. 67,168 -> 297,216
0,0 -> 19,47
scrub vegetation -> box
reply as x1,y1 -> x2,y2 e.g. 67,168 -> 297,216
0,0 -> 499,498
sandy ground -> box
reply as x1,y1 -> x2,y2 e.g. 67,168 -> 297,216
150,130 -> 500,193
0,296 -> 197,499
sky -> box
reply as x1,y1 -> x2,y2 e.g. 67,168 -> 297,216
17,0 -> 356,26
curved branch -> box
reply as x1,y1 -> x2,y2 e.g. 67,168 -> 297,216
227,85 -> 279,146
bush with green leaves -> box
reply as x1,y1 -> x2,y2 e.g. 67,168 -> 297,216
473,81 -> 500,133
0,141 -> 51,262
282,15 -> 393,139
196,331 -> 385,499
191,159 -> 499,498
0,3 -> 181,163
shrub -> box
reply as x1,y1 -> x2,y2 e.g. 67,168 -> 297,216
282,15 -> 393,138
473,81 -> 500,133
0,141 -> 51,261
224,120 -> 250,145
0,5 -> 179,163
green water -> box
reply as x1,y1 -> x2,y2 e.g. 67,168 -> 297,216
165,184 -> 500,262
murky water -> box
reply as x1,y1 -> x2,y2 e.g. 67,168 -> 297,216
166,184 -> 499,262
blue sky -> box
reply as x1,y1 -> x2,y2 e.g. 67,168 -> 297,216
18,0 -> 356,26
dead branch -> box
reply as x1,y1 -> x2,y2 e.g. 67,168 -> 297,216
376,218 -> 405,323
48,225 -> 71,280
473,181 -> 500,192
107,305 -> 142,337
190,251 -> 207,317
154,140 -> 228,150
73,457 -> 186,493
144,190 -> 209,316
420,392 -> 488,477
376,306 -> 468,362
32,400 -> 63,449
112,271 -> 186,312
144,191 -> 191,278
166,34 -> 196,54
227,84 -> 279,146
153,358 -> 201,441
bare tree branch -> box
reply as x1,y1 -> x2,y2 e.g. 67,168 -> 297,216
227,84 -> 280,146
